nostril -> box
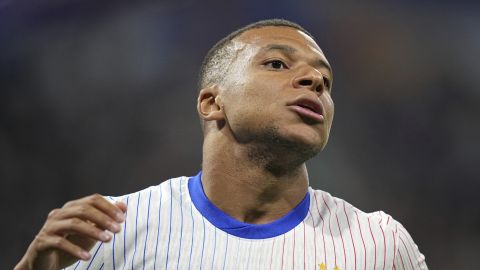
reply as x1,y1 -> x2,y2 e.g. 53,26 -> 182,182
299,79 -> 312,86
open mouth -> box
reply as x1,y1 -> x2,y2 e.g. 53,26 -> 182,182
287,97 -> 324,123
297,103 -> 318,113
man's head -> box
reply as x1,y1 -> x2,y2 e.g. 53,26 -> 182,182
197,19 -> 334,166
198,19 -> 315,90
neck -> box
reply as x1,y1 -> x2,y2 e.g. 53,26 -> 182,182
201,134 -> 309,224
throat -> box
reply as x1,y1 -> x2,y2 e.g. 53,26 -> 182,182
200,165 -> 309,225
200,133 -> 311,225
240,206 -> 282,224
245,142 -> 309,177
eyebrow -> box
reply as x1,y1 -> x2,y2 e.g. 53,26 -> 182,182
262,44 -> 332,73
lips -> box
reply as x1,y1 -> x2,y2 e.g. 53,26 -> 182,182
287,97 -> 324,122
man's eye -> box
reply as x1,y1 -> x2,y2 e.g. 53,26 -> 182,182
265,60 -> 287,70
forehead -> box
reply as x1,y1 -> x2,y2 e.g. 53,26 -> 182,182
234,26 -> 329,65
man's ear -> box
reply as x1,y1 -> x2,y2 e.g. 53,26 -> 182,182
197,85 -> 225,121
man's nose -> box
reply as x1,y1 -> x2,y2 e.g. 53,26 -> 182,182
291,68 -> 326,94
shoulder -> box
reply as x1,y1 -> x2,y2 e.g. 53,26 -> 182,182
105,176 -> 189,205
309,188 -> 407,243
309,188 -> 428,268
309,187 -> 401,231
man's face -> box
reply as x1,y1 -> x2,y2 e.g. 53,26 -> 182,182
219,26 -> 334,153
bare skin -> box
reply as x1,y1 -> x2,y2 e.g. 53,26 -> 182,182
14,195 -> 126,270
15,25 -> 334,270
198,26 -> 334,224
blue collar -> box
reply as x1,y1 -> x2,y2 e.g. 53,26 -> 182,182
188,171 -> 310,239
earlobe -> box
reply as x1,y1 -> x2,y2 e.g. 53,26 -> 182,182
197,86 -> 225,121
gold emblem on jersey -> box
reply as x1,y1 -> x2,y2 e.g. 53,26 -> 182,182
318,263 -> 340,270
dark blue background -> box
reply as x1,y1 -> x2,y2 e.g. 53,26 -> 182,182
1,0 -> 479,268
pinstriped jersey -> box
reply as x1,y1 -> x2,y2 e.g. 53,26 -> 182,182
66,172 -> 428,270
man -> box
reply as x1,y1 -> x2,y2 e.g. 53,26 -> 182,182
15,19 -> 428,270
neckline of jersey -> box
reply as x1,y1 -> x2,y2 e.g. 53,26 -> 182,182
188,171 -> 310,239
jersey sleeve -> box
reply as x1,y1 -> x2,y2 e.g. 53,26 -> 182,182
393,223 -> 428,270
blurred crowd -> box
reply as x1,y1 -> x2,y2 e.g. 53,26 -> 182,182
1,0 -> 479,268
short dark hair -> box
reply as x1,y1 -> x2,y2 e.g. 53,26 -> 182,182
197,19 -> 315,91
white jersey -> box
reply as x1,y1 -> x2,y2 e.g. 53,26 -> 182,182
66,172 -> 427,270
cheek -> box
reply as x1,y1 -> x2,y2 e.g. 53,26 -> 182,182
324,95 -> 334,117
319,96 -> 334,133
329,101 -> 335,121
238,81 -> 281,109
223,74 -> 286,122
225,95 -> 278,132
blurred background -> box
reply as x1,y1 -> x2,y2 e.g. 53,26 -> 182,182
1,0 -> 479,268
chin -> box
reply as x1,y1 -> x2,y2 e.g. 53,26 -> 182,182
252,124 -> 326,155
285,126 -> 326,148
247,125 -> 325,170
275,131 -> 326,161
